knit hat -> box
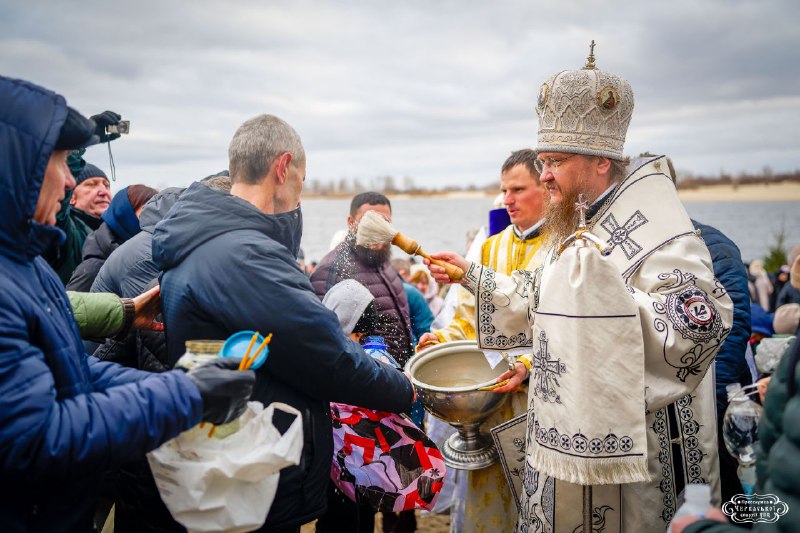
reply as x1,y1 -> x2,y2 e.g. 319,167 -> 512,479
75,163 -> 107,185
773,304 -> 800,335
536,41 -> 634,160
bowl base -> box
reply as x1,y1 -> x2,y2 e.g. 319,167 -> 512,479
442,431 -> 499,470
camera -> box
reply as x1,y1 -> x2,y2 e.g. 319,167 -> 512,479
106,120 -> 130,135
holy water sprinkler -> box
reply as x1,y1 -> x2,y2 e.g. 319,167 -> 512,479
355,210 -> 465,280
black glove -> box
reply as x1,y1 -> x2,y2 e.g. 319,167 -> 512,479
186,358 -> 255,425
90,110 -> 122,143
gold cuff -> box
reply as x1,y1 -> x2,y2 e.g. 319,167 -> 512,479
517,354 -> 533,379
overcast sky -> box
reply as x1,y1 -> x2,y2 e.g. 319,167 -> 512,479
2,0 -> 799,191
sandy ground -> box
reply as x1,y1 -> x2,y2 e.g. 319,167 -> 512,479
676,181 -> 800,202
300,511 -> 450,532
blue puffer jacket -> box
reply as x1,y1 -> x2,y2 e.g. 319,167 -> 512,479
693,220 -> 752,413
153,182 -> 414,530
0,76 -> 203,532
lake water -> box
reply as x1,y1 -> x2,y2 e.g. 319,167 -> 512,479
300,197 -> 799,265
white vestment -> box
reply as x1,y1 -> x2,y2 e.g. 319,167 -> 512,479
464,156 -> 733,532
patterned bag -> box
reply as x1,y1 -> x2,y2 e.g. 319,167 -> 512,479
329,403 -> 446,512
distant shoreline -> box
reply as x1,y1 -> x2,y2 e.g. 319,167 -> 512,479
676,181 -> 800,202
303,182 -> 800,202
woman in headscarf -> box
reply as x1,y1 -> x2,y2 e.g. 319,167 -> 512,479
409,263 -> 444,317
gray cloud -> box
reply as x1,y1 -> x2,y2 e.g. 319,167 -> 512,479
2,0 -> 798,190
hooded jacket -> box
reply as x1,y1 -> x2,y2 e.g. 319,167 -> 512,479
42,191 -> 103,285
152,182 -> 414,530
0,76 -> 202,532
692,221 -> 752,413
92,187 -> 183,298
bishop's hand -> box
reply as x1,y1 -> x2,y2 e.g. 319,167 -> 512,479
424,252 -> 468,285
492,362 -> 528,394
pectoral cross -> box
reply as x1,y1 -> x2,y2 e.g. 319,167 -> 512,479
576,193 -> 589,230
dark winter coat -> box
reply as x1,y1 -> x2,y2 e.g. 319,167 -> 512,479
0,75 -> 202,532
694,220 -> 753,503
152,182 -> 414,530
89,189 -> 187,531
776,282 -> 800,308
693,220 -> 752,413
311,237 -> 415,366
685,332 -> 800,533
65,223 -> 123,292
92,187 -> 183,298
42,195 -> 102,284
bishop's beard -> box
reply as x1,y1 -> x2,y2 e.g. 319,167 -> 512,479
349,232 -> 392,268
541,175 -> 592,249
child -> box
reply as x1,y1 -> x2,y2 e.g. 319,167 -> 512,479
318,279 -> 437,533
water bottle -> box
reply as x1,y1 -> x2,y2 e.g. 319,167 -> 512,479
667,484 -> 711,533
362,335 -> 400,368
722,383 -> 763,495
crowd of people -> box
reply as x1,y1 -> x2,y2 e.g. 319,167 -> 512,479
1,42 -> 798,533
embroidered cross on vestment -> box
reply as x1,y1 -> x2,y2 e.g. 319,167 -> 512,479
600,210 -> 649,259
532,331 -> 567,404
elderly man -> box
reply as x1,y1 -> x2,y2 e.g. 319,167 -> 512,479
70,163 -> 112,216
417,148 -> 545,533
0,75 -> 254,532
429,45 -> 732,532
43,161 -> 113,284
154,115 -> 414,532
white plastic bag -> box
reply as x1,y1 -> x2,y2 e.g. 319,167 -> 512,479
147,401 -> 303,533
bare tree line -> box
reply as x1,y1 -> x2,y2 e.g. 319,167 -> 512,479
303,168 -> 800,196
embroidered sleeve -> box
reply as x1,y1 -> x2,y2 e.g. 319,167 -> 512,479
473,264 -> 536,351
627,235 -> 733,411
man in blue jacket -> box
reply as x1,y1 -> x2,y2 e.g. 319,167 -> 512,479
0,76 -> 255,532
153,114 -> 415,532
693,220 -> 753,504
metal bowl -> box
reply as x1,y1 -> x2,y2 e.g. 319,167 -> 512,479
406,340 -> 510,470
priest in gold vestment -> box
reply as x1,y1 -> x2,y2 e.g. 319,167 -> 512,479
417,148 -> 546,532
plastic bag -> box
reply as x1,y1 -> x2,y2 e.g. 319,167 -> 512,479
755,335 -> 796,374
330,402 -> 445,513
147,402 -> 302,533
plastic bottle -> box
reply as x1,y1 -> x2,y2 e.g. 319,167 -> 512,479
667,484 -> 711,533
723,383 -> 763,496
363,335 -> 401,368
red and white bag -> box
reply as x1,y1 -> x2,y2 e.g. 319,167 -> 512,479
330,403 -> 446,512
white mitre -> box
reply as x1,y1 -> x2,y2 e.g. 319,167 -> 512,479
536,41 -> 634,161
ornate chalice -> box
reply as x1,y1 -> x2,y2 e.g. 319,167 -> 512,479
405,340 -> 511,470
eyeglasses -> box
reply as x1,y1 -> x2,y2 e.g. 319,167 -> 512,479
534,154 -> 576,175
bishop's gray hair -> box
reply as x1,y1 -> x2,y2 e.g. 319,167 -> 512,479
228,114 -> 305,185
